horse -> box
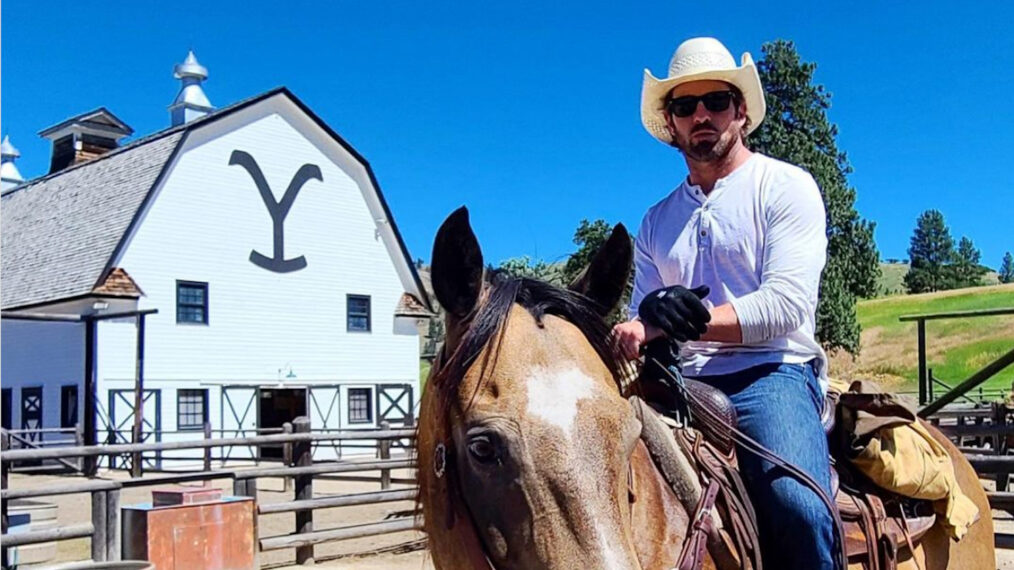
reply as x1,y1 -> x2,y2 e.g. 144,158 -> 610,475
416,206 -> 995,570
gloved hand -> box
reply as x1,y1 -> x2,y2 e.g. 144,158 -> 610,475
637,284 -> 711,342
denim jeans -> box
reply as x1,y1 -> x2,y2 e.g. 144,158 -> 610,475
690,361 -> 835,570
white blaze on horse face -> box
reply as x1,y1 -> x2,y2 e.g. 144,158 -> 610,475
523,365 -> 595,440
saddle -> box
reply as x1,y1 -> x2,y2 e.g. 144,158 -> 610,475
637,379 -> 937,570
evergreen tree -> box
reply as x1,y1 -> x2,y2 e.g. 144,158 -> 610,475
951,236 -> 986,288
498,256 -> 562,284
1000,252 -> 1014,284
749,40 -> 880,354
560,218 -> 634,325
561,219 -> 613,284
904,209 -> 955,293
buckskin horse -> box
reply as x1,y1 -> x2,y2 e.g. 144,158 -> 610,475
417,207 -> 995,570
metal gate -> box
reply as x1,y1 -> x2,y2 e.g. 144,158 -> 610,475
107,389 -> 162,470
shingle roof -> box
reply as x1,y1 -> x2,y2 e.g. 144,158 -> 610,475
1,132 -> 183,309
2,87 -> 432,313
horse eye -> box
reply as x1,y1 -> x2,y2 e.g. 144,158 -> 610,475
467,434 -> 500,465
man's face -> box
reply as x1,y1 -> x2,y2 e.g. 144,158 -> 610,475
666,79 -> 747,163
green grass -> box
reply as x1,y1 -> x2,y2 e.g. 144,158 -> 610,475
859,287 -> 1014,330
876,263 -> 909,297
873,262 -> 1000,298
853,285 -> 1014,393
420,360 -> 432,389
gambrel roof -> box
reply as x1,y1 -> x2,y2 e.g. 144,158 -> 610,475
1,88 -> 432,312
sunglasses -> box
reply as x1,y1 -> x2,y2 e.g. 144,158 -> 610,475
664,90 -> 737,118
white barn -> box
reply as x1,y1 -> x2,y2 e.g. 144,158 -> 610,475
1,53 -> 432,468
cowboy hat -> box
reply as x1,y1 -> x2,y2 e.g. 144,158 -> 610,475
641,37 -> 766,144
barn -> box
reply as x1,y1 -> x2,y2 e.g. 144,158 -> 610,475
0,52 -> 432,468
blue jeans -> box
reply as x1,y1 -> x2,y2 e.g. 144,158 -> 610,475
690,361 -> 834,570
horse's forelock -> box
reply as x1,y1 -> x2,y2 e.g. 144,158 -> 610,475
431,274 -> 630,419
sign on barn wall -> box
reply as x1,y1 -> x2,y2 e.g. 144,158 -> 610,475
229,149 -> 322,274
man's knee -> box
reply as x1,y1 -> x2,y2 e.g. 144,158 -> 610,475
758,474 -> 833,530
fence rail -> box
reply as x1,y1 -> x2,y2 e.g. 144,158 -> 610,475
0,420 -> 419,568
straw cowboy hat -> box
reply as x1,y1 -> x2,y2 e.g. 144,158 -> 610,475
641,37 -> 766,145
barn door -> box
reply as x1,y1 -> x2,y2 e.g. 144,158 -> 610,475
21,387 -> 43,442
221,386 -> 259,461
107,389 -> 162,470
377,384 -> 414,452
309,385 -> 341,459
377,384 -> 413,425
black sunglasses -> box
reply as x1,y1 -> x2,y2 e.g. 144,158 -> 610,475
664,90 -> 737,118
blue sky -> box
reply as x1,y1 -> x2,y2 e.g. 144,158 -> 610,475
3,1 -> 1011,270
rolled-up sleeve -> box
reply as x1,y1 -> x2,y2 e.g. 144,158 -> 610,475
729,173 -> 827,344
628,210 -> 665,320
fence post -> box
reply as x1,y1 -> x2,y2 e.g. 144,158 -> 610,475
283,422 -> 293,493
106,487 -> 121,561
75,423 -> 85,472
917,319 -> 927,405
293,416 -> 313,565
2,431 -> 10,568
203,422 -> 212,474
379,421 -> 391,490
106,428 -> 117,472
92,490 -> 108,562
996,402 -> 1010,492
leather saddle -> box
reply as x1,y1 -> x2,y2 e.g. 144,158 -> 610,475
638,378 -> 937,570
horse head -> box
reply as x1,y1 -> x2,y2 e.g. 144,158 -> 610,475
418,207 -> 675,570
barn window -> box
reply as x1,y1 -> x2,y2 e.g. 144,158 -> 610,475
61,385 -> 79,428
176,281 -> 209,324
348,388 -> 373,424
347,295 -> 371,332
177,389 -> 208,430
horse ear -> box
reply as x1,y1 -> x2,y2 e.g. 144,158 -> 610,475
432,207 -> 484,319
568,223 -> 632,316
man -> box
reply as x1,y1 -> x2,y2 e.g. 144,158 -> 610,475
612,37 -> 834,569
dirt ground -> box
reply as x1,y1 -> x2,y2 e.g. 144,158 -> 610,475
8,466 -> 433,569
10,467 -> 1014,569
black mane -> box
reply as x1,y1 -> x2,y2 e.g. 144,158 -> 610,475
433,271 -> 631,412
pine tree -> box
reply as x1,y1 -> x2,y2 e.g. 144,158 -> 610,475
904,210 -> 955,293
562,219 -> 613,284
951,236 -> 986,288
1000,252 -> 1014,284
749,40 -> 880,354
498,256 -> 562,284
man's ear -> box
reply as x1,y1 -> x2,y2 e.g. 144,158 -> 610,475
431,207 -> 484,319
568,224 -> 632,316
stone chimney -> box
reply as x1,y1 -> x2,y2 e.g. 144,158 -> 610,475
38,108 -> 133,174
1,135 -> 25,192
169,51 -> 213,126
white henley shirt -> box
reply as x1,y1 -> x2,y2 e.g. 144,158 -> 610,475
628,153 -> 829,393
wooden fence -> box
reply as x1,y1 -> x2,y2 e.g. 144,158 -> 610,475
0,419 -> 418,568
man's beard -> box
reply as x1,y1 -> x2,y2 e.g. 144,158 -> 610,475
673,122 -> 739,162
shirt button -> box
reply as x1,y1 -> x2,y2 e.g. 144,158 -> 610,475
700,230 -> 707,237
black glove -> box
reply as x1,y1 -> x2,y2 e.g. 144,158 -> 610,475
637,284 -> 711,342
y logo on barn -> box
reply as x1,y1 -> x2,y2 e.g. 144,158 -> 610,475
229,149 -> 322,273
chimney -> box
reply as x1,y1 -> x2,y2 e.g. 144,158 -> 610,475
1,135 -> 25,192
169,51 -> 213,126
38,108 -> 133,174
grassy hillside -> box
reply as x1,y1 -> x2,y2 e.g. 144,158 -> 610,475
833,284 -> 1014,396
875,262 -> 1000,298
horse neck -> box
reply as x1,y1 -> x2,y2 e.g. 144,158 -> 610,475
628,439 -> 696,569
